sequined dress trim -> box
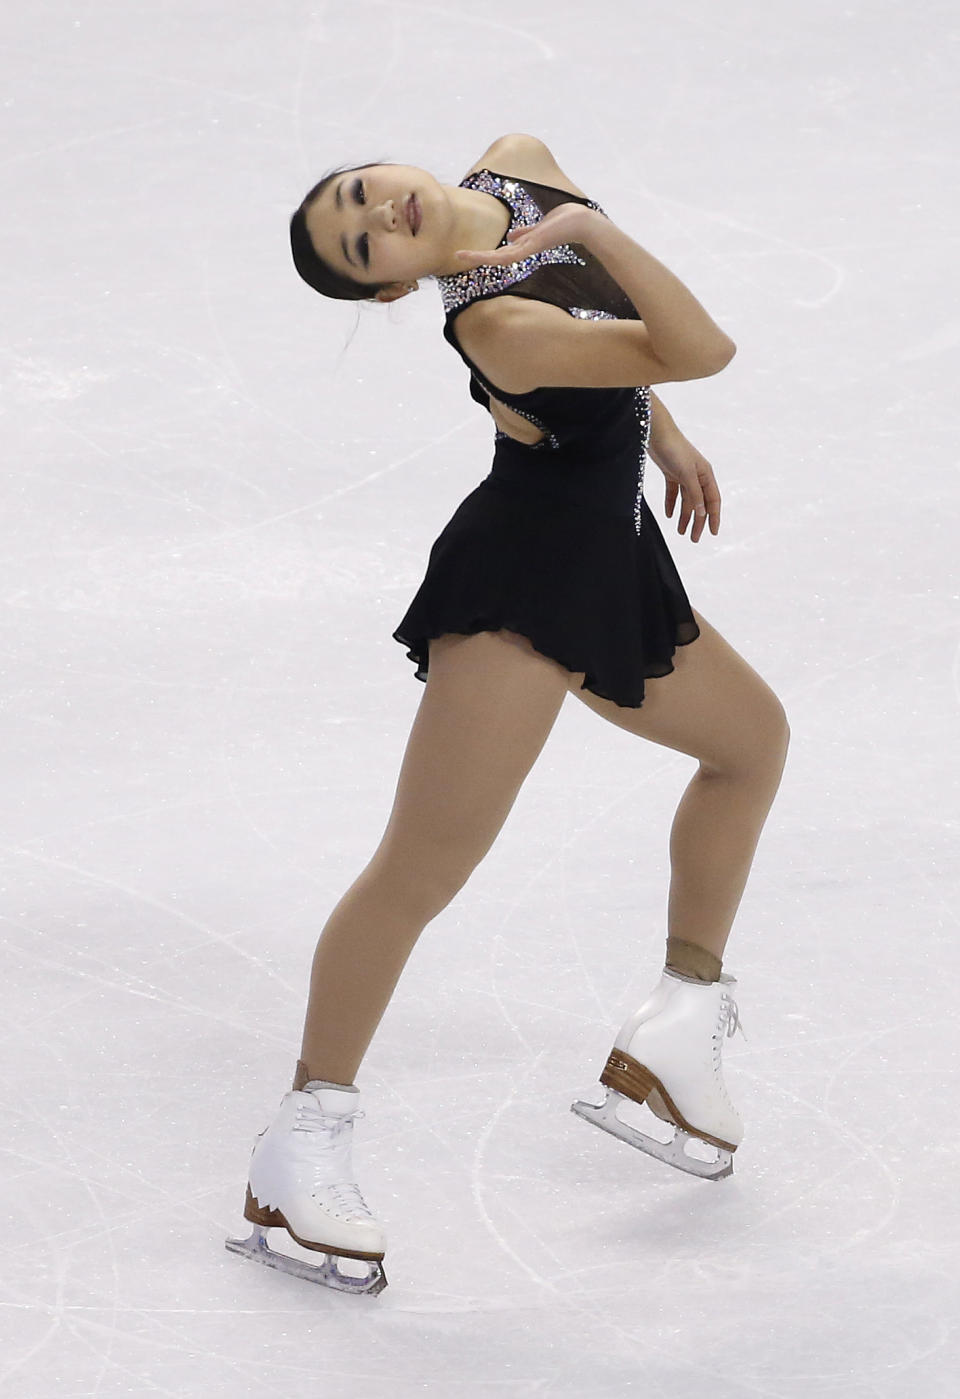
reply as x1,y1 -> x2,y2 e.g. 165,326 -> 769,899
437,171 -> 590,314
567,309 -> 650,536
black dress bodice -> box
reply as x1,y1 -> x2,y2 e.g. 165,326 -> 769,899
436,169 -> 651,534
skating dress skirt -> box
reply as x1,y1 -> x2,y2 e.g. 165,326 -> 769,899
392,169 -> 700,710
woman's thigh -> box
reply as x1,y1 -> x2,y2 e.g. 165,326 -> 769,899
565,609 -> 789,776
375,629 -> 571,896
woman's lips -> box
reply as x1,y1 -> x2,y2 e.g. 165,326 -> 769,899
406,193 -> 421,234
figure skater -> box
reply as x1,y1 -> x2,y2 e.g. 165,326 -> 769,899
225,134 -> 790,1295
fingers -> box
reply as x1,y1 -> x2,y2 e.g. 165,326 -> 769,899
455,212 -> 581,269
454,248 -> 519,269
455,225 -> 540,270
672,473 -> 721,542
676,496 -> 695,537
702,478 -> 722,538
454,249 -> 530,269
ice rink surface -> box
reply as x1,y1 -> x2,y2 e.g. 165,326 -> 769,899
2,0 -> 958,1394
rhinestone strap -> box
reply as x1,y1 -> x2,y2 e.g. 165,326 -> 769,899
632,387 -> 650,535
437,171 -> 586,314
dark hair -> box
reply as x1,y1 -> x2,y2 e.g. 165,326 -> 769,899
290,162 -> 396,302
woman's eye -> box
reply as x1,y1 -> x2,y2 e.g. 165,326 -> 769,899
360,233 -> 370,268
354,179 -> 365,205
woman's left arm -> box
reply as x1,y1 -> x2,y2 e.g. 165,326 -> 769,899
647,391 -> 722,543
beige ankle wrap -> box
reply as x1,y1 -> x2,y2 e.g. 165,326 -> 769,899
665,935 -> 722,984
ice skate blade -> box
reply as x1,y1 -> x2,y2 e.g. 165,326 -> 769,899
225,1227 -> 387,1296
571,1091 -> 734,1181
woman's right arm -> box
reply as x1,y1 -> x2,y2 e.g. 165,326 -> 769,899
455,205 -> 736,394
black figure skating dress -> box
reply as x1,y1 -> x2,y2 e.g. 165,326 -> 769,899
392,168 -> 700,709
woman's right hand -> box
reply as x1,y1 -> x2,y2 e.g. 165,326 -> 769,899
455,202 -> 602,270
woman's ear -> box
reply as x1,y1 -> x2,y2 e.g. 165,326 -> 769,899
375,281 -> 419,303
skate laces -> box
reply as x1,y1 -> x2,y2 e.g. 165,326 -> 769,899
292,1102 -> 365,1147
719,995 -> 745,1043
292,1102 -> 373,1220
323,1181 -> 374,1220
293,1106 -> 364,1132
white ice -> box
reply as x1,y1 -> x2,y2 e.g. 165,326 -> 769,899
1,1 -> 958,1395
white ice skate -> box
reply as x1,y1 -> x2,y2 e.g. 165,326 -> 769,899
225,1078 -> 387,1295
571,970 -> 744,1181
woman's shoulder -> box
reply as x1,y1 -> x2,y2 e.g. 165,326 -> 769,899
462,133 -> 590,200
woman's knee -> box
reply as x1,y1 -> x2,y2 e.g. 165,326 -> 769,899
756,691 -> 790,772
364,840 -> 473,922
706,686 -> 789,783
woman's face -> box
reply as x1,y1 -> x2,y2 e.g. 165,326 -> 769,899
304,164 -> 451,295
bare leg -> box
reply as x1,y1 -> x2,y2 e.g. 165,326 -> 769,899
299,629 -> 571,1086
565,608 -> 790,962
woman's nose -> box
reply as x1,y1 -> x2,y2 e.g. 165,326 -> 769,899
373,199 -> 397,231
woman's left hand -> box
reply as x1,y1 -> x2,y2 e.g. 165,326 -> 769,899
653,433 -> 721,542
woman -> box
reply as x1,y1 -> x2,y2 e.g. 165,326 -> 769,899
225,134 -> 790,1296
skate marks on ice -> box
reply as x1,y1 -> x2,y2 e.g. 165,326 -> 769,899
729,1025 -> 907,1258
468,1049 -> 567,1295
459,1067 -> 774,1399
464,1057 -> 706,1380
4,845 -> 303,1010
616,173 -> 847,310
